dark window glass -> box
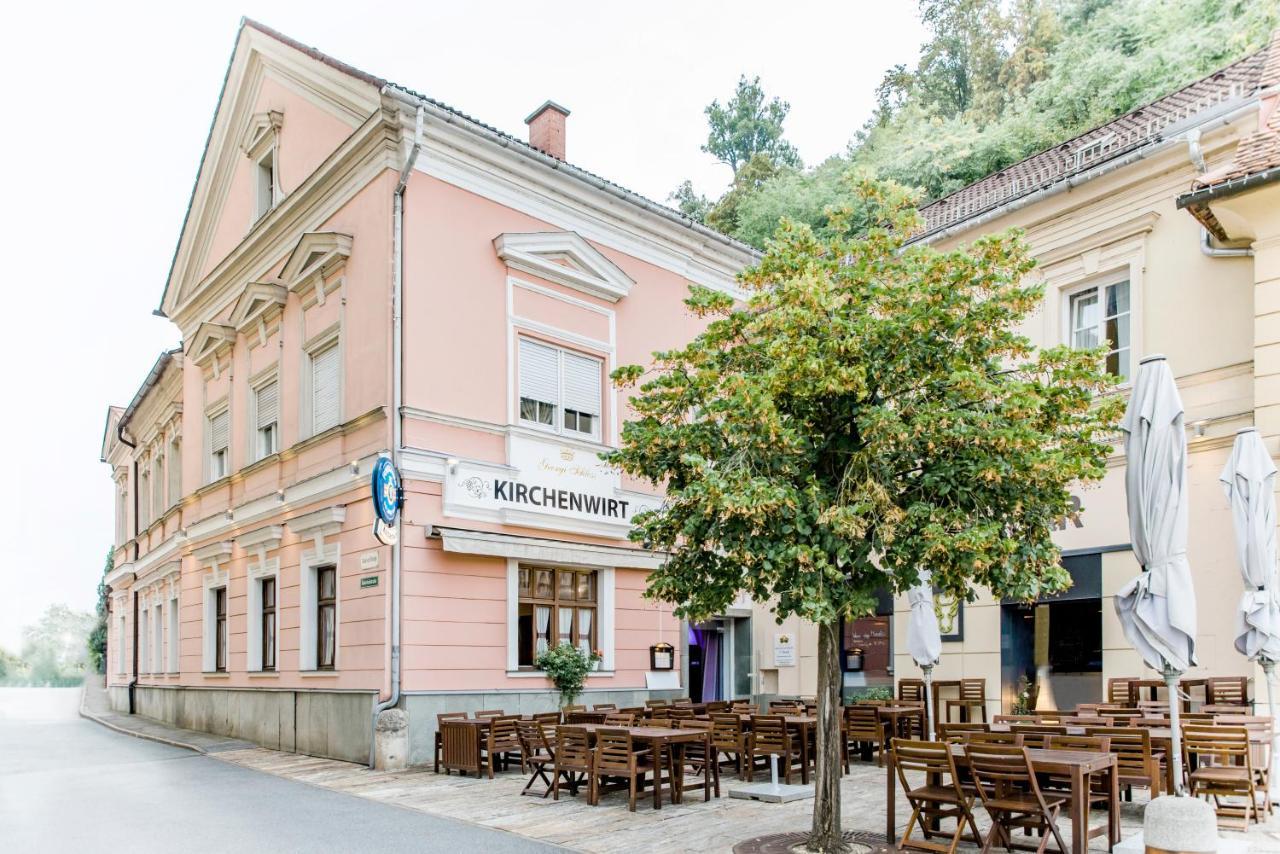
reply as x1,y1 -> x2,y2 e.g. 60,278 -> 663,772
214,587 -> 227,673
317,566 -> 336,670
262,578 -> 276,671
516,565 -> 596,669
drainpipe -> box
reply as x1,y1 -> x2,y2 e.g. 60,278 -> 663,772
1187,127 -> 1255,258
117,423 -> 139,712
370,103 -> 423,768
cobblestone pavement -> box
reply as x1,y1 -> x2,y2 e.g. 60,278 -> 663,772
215,745 -> 1280,854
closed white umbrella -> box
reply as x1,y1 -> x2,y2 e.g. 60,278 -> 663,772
1220,426 -> 1280,801
908,572 -> 943,739
1115,354 -> 1197,794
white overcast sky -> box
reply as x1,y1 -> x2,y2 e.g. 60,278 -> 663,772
0,0 -> 923,651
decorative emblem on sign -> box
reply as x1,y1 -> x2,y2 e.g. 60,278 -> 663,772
559,447 -> 574,461
461,476 -> 487,500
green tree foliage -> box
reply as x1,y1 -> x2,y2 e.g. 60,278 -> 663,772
703,75 -> 802,175
21,604 -> 95,683
606,177 -> 1122,850
87,547 -> 113,674
706,0 -> 1278,247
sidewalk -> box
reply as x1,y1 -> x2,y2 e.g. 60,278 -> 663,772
79,675 -> 255,754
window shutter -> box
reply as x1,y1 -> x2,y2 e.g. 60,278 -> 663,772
562,351 -> 601,417
519,339 -> 558,405
256,380 -> 279,429
311,343 -> 340,433
209,411 -> 229,452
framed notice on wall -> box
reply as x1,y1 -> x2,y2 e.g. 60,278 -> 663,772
649,642 -> 674,671
773,632 -> 797,667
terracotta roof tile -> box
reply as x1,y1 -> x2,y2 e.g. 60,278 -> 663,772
1190,30 -> 1280,190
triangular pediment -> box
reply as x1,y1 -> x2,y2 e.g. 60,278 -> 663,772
240,110 -> 283,161
229,281 -> 288,333
186,322 -> 237,368
281,231 -> 353,294
493,231 -> 635,302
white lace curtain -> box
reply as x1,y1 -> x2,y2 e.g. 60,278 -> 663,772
536,605 -> 551,654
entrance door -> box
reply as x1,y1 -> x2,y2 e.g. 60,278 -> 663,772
688,622 -> 723,703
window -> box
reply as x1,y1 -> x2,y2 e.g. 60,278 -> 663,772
261,578 -> 276,672
517,338 -> 602,439
309,341 -> 340,436
138,470 -> 150,531
167,438 -> 181,507
1068,280 -> 1131,381
516,566 -> 597,668
255,149 -> 277,220
214,587 -> 227,672
316,566 -> 336,670
152,603 -> 163,674
138,608 -> 149,675
152,454 -> 165,522
253,378 -> 279,461
207,409 -> 230,482
168,595 -> 180,673
115,614 -> 126,675
115,482 -> 127,545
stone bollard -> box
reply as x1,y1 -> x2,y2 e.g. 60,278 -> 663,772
1144,796 -> 1217,854
374,708 -> 409,771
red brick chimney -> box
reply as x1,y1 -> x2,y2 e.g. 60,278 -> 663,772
525,100 -> 570,160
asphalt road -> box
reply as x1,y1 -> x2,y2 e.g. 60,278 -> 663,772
0,687 -> 566,854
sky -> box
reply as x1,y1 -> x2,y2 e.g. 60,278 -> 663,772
0,0 -> 924,651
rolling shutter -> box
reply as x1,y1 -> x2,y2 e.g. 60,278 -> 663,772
562,351 -> 601,417
311,343 -> 340,434
519,339 -> 558,405
256,380 -> 279,429
209,410 -> 229,452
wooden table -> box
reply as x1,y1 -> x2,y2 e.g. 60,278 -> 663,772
439,718 -> 500,777
576,724 -> 711,809
876,705 -> 926,756
886,743 -> 1119,854
1127,678 -> 1206,711
928,680 -> 963,731
717,714 -> 818,784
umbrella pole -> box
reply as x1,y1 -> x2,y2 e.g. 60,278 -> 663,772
1264,658 -> 1278,805
922,664 -> 935,741
1163,662 -> 1185,796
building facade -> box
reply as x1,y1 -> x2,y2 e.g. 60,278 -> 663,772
877,31 -> 1280,719
99,20 -> 762,766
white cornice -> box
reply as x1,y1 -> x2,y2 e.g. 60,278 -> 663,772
186,322 -> 236,368
286,506 -> 346,536
493,231 -> 634,302
229,281 -> 287,335
192,541 -> 233,566
240,109 -> 284,161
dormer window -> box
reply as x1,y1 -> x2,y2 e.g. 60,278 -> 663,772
240,110 -> 284,226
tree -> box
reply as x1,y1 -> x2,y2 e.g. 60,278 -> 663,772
703,75 -> 801,175
914,0 -> 1011,121
606,175 -> 1122,852
668,179 -> 712,224
21,604 -> 95,683
705,153 -> 786,236
87,547 -> 113,674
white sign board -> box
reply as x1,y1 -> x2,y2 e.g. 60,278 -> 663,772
359,551 -> 380,570
773,632 -> 797,667
444,434 -> 661,537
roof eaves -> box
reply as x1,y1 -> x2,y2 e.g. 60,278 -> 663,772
117,348 -> 183,439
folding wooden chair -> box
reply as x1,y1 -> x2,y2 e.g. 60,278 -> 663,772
1107,677 -> 1136,706
434,711 -> 467,772
552,726 -> 594,801
474,708 -> 504,719
1085,726 -> 1162,800
711,712 -> 748,779
746,715 -> 797,783
1206,677 -> 1249,708
482,714 -> 522,778
965,743 -> 1069,854
892,738 -> 982,854
937,722 -> 988,744
945,679 -> 988,724
516,720 -> 556,797
591,728 -> 654,811
1184,724 -> 1257,829
843,704 -> 883,769
603,712 -> 635,726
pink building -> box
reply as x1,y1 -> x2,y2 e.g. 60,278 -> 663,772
99,20 -> 756,765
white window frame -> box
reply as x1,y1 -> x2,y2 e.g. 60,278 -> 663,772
205,401 -> 231,484
299,543 -> 340,672
254,146 -> 280,222
152,602 -> 164,674
249,370 -> 281,463
115,478 -> 128,545
301,327 -> 342,441
246,558 -> 280,672
138,605 -> 149,675
1062,274 -> 1133,382
137,466 -> 151,532
516,337 -> 604,441
167,592 -> 180,673
505,559 -> 615,674
201,569 -> 229,673
151,453 -> 165,522
115,611 -> 126,676
167,436 -> 181,508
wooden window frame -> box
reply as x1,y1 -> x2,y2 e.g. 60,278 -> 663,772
214,587 -> 228,673
261,577 -> 276,672
316,565 -> 336,671
516,565 -> 597,670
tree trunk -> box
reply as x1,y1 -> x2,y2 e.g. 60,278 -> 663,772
808,620 -> 848,852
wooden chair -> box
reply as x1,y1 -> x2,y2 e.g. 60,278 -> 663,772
603,712 -> 635,726
711,713 -> 748,779
945,679 -> 987,724
534,711 -> 562,728
1042,734 -> 1114,839
672,719 -> 719,800
1184,724 -> 1257,829
705,700 -> 730,713
746,715 -> 797,783
563,704 -> 587,713
552,726 -> 594,802
843,704 -> 883,769
649,706 -> 671,722
1204,705 -> 1252,716
1107,677 -> 1136,706
482,715 -> 522,778
1009,724 -> 1067,749
671,697 -> 692,705
1035,712 -> 1064,725
891,738 -> 982,854
475,708 -> 504,719
1097,708 -> 1142,726
730,701 -> 757,714
516,720 -> 556,797
645,699 -> 669,709
668,707 -> 696,721
434,712 -> 467,773
1213,716 -> 1273,817
898,679 -> 925,704
1206,677 -> 1249,708
768,700 -> 803,715
1085,726 -> 1162,800
591,728 -> 654,811
965,743 -> 1069,854
592,703 -> 617,712
967,731 -> 1024,746
1061,715 -> 1108,726
937,722 -> 988,744
992,714 -> 1039,725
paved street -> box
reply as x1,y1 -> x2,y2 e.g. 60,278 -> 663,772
0,687 -> 565,854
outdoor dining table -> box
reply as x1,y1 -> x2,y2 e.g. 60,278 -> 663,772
713,714 -> 818,784
875,704 -> 927,753
885,742 -> 1120,854
574,723 -> 712,809
438,717 -> 524,777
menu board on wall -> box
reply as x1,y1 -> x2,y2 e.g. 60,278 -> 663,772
843,616 -> 890,676
773,632 -> 797,667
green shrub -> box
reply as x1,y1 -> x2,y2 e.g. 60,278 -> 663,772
534,643 -> 602,708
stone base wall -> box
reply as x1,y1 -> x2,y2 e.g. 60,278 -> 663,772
404,688 -> 683,767
127,685 -> 375,764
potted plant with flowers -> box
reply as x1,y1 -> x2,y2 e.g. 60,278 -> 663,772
535,643 -> 603,709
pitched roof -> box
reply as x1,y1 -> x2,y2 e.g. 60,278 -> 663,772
1189,30 -> 1280,192
915,41 -> 1274,241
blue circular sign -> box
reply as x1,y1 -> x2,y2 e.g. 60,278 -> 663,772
372,457 -> 401,525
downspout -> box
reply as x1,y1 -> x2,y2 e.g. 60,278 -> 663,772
118,423 -> 138,713
370,103 -> 423,768
1187,127 -> 1255,258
